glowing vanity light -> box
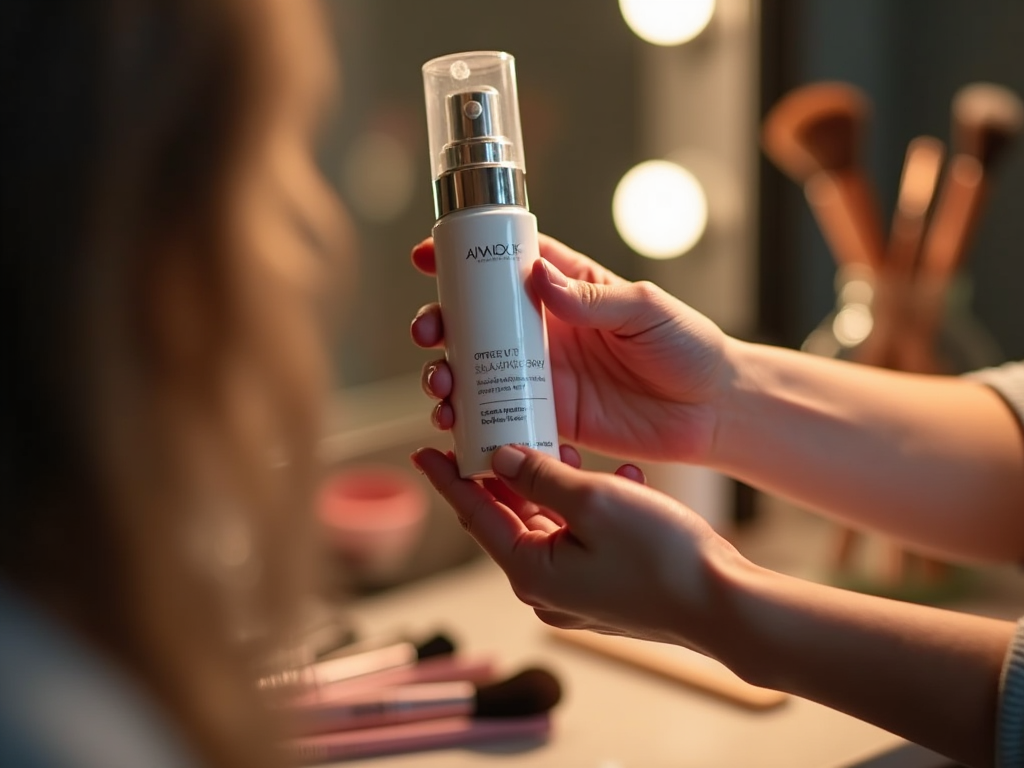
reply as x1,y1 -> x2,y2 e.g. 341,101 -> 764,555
832,303 -> 874,347
618,0 -> 715,46
612,160 -> 708,259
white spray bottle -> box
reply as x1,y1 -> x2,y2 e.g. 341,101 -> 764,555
422,51 -> 559,478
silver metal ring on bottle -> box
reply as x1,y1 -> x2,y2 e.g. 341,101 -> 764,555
433,165 -> 528,220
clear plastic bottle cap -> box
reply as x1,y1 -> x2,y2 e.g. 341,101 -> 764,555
422,51 -> 526,181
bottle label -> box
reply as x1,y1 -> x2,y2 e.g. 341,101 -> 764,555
432,208 -> 559,477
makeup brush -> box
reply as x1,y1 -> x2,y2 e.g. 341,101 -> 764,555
887,136 -> 945,279
899,83 -> 1024,376
291,713 -> 552,764
953,82 -> 1024,173
919,82 -> 1024,282
869,135 -> 946,373
258,631 -> 456,690
762,82 -> 886,273
302,654 -> 498,700
291,667 -> 562,735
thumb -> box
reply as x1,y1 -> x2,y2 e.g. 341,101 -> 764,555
491,445 -> 608,533
532,258 -> 677,337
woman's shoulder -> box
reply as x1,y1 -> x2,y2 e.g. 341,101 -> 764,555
0,582 -> 199,768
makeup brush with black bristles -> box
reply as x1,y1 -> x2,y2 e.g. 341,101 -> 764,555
288,668 -> 561,763
291,667 -> 562,735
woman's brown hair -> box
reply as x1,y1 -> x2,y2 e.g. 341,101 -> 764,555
1,1 -> 342,766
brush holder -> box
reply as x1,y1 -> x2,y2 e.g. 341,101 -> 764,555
802,264 -> 1001,375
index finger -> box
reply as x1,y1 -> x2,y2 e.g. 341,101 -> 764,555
411,238 -> 436,276
537,234 -> 625,287
410,447 -> 537,567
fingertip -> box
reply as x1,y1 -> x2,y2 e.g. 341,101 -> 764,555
431,401 -> 455,431
409,448 -> 425,472
559,444 -> 582,469
492,444 -> 528,480
490,445 -> 588,525
421,362 -> 437,397
410,446 -> 454,479
615,464 -> 646,484
421,359 -> 452,399
537,257 -> 569,288
410,306 -> 426,340
412,447 -> 531,568
411,238 -> 437,274
410,304 -> 443,348
529,260 -> 578,324
433,362 -> 453,398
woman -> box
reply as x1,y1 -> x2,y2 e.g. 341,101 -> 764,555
411,235 -> 1024,767
2,1 -> 342,766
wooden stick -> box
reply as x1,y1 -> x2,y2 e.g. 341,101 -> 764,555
548,628 -> 788,710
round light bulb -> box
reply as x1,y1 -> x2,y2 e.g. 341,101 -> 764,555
618,0 -> 715,46
612,160 -> 708,259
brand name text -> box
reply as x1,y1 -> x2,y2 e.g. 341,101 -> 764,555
466,243 -> 521,260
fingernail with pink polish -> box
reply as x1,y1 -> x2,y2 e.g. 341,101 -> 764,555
541,259 -> 569,288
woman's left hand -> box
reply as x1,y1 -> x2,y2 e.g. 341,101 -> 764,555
410,444 -> 742,651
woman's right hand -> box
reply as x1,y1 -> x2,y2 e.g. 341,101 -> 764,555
411,234 -> 734,464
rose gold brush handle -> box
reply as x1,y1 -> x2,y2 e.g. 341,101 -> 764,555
918,154 -> 986,286
824,139 -> 944,575
891,155 -> 985,377
888,136 -> 945,279
805,171 -> 885,273
833,170 -> 888,273
881,136 -> 945,372
913,82 -> 1023,355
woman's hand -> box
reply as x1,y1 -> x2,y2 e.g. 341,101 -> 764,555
411,234 -> 732,464
410,444 -> 743,652
412,444 -> 1017,768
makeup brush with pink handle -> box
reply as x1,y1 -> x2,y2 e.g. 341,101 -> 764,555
287,668 -> 561,763
290,667 -> 560,735
290,714 -> 552,764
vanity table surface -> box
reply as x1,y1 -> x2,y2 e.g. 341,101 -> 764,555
325,553 -> 904,768
310,379 -> 1024,767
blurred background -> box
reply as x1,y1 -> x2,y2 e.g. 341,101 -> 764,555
314,0 -> 1024,595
